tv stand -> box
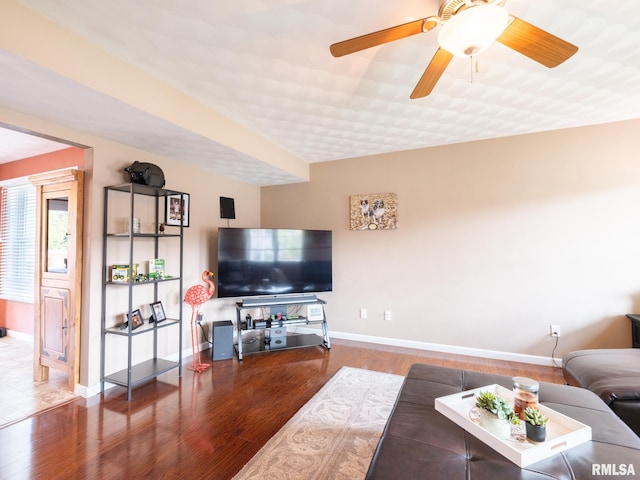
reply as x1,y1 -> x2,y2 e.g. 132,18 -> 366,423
235,297 -> 330,361
240,293 -> 317,306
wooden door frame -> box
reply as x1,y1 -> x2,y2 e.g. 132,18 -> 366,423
30,168 -> 84,391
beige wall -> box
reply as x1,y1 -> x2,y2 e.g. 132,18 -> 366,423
4,101 -> 639,389
261,119 -> 640,362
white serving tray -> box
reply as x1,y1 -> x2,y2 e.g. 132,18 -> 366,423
435,384 -> 592,468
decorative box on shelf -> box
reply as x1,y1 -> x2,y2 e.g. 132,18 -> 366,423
148,258 -> 165,279
435,384 -> 592,468
110,264 -> 139,283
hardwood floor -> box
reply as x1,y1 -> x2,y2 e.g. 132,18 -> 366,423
0,339 -> 564,479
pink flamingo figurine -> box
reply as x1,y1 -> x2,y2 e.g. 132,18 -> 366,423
184,270 -> 215,372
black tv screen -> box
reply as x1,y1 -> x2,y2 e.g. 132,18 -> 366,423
217,228 -> 332,298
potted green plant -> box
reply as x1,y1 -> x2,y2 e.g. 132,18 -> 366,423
474,391 -> 520,439
523,406 -> 549,442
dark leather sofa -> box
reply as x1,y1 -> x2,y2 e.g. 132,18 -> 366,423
366,363 -> 640,480
563,348 -> 640,436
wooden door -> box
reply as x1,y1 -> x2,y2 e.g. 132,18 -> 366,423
30,169 -> 84,392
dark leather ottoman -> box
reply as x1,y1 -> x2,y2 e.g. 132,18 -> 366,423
563,348 -> 640,436
366,363 -> 640,480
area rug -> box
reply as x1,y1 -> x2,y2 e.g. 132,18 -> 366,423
233,367 -> 404,480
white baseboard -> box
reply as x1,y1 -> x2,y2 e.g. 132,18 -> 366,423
327,330 -> 562,367
78,383 -> 101,398
6,330 -> 33,342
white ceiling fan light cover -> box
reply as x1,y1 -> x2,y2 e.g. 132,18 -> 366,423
437,4 -> 510,57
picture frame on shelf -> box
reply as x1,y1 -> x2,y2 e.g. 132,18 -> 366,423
150,301 -> 167,323
165,193 -> 190,227
128,309 -> 143,330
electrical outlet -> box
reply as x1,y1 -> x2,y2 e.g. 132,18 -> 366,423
550,324 -> 561,337
360,308 -> 367,319
384,310 -> 392,321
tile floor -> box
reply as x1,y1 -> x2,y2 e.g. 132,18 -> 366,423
0,335 -> 77,428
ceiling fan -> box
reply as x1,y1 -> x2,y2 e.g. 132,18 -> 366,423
329,0 -> 578,99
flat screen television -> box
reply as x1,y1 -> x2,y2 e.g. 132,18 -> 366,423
217,228 -> 332,299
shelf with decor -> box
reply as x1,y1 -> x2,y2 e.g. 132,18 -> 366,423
100,182 -> 186,401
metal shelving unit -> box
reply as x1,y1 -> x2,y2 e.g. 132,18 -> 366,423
100,183 -> 185,400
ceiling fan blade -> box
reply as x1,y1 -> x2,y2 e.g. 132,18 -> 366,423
330,18 -> 438,57
496,16 -> 578,68
410,48 -> 453,99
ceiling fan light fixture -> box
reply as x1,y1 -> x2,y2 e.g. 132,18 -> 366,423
437,4 -> 509,57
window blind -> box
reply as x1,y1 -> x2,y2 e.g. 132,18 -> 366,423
0,183 -> 36,303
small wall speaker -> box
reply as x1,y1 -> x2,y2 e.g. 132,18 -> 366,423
220,196 -> 236,219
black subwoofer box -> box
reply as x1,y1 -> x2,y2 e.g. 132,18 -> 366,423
0,327 -> 6,337
212,320 -> 234,361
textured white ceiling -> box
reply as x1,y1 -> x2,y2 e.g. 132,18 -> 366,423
2,0 -> 640,185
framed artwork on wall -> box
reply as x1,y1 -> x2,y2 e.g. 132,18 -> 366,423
165,193 -> 190,227
349,192 -> 398,231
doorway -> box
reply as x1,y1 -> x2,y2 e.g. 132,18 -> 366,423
0,126 -> 88,422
